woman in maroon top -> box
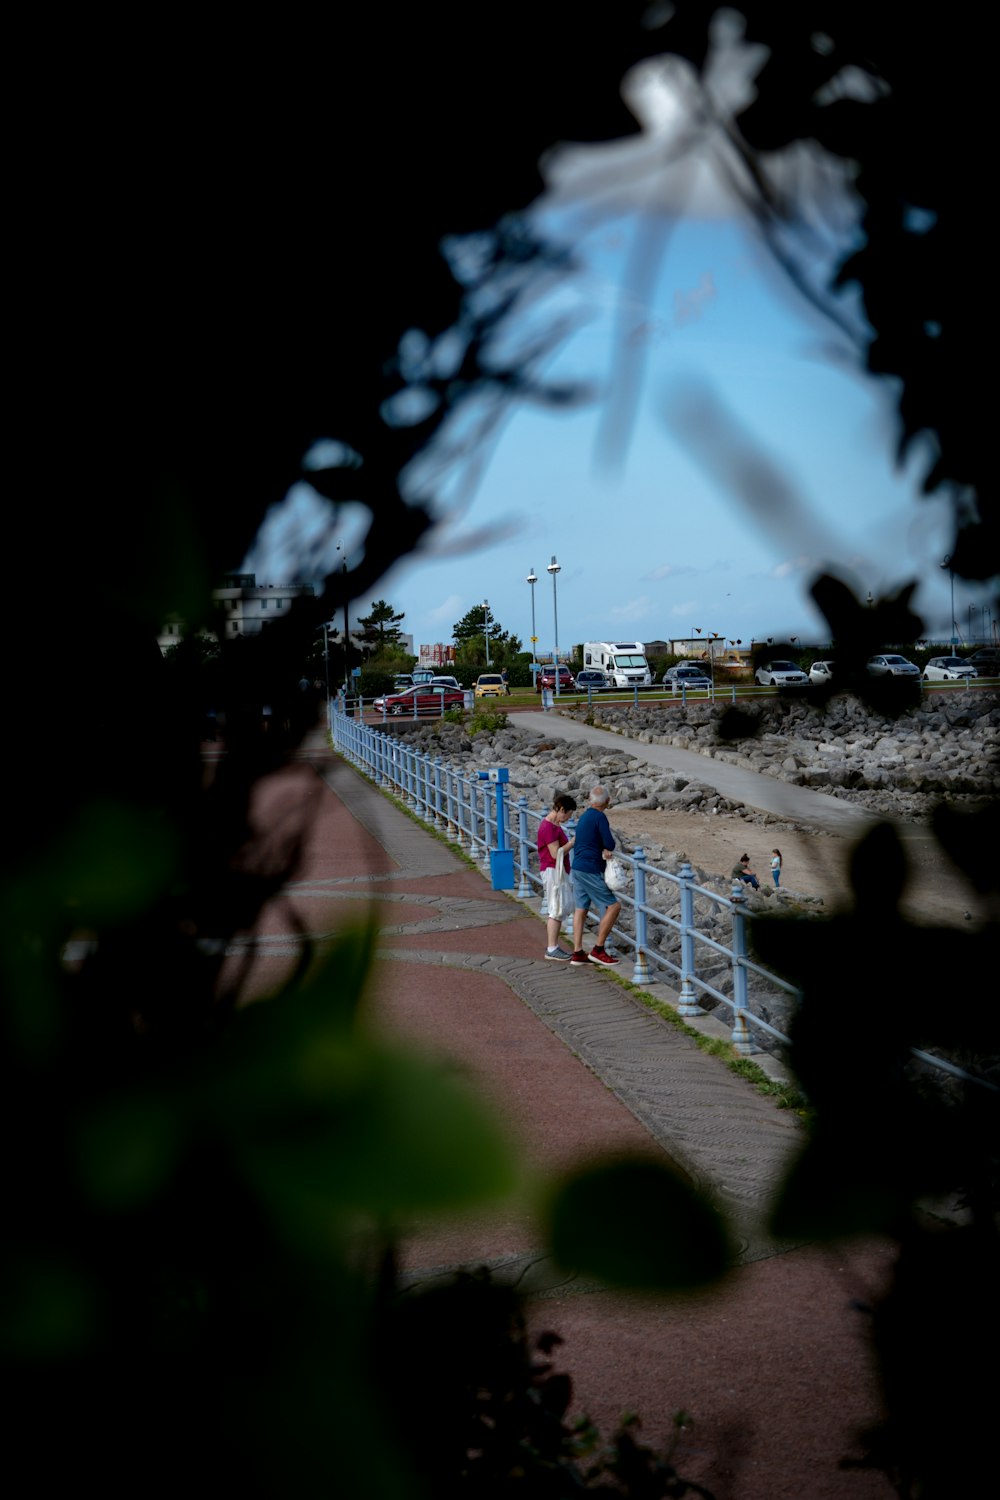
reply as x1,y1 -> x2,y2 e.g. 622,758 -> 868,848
537,793 -> 576,960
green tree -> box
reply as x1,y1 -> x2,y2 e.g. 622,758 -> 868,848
356,599 -> 407,655
453,604 -> 522,674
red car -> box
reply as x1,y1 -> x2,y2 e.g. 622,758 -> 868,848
374,684 -> 465,716
535,665 -> 577,692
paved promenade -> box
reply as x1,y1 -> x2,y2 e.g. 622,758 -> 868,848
229,723 -> 896,1499
515,708 -> 879,836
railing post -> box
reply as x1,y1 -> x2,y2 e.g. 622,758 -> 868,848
457,774 -> 469,847
516,796 -> 531,897
414,745 -> 427,816
395,736 -> 405,797
445,764 -> 458,840
374,727 -> 384,785
729,887 -> 755,1054
433,757 -> 443,826
631,848 -> 651,985
478,783 -> 491,869
676,860 -> 705,1016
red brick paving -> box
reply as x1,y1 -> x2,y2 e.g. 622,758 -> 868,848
229,740 -> 897,1499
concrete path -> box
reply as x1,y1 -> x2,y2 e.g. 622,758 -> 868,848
515,708 -> 878,836
230,727 -> 896,1499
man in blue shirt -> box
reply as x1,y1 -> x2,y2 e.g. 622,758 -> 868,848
570,785 -> 621,967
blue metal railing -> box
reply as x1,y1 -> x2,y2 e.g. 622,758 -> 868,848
330,704 -> 798,1056
329,706 -> 996,1092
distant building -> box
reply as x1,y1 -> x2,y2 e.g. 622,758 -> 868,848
418,643 -> 457,667
157,573 -> 316,654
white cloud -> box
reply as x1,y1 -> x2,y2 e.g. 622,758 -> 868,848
669,599 -> 699,617
610,595 -> 658,622
770,557 -> 815,579
644,562 -> 698,581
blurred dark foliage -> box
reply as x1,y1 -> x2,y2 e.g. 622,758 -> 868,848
5,3 -> 999,1497
749,814 -> 999,1494
657,1 -> 995,578
381,1268 -> 715,1498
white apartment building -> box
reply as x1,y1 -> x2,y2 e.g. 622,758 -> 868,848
157,574 -> 316,653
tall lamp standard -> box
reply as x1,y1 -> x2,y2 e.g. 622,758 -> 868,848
322,621 -> 332,700
942,555 -> 957,647
546,555 -> 561,696
484,599 -> 491,667
526,568 -> 538,672
336,542 -> 350,693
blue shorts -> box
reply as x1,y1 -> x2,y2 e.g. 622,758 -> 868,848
572,868 -> 618,913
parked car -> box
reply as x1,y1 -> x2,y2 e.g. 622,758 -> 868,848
374,684 -> 465,716
967,648 -> 1000,677
754,660 -> 809,687
535,665 -> 577,692
474,673 -> 509,698
664,667 -> 712,691
429,674 -> 463,691
392,674 -> 414,691
663,661 -> 710,681
922,656 -> 977,682
575,669 -> 611,693
808,660 -> 837,685
867,654 -> 920,679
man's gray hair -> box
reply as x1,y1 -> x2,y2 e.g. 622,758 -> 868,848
589,785 -> 610,808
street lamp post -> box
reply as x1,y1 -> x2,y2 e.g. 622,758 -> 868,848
942,556 -> 957,647
546,555 -> 561,696
336,542 -> 350,693
526,568 -> 538,670
484,599 -> 491,667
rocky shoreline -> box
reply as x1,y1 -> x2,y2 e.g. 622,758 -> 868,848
568,687 -> 999,823
391,686 -> 998,834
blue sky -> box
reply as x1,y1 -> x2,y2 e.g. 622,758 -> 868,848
244,40 -> 993,657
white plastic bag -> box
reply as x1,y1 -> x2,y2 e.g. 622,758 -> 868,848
604,856 -> 628,892
547,846 -> 571,919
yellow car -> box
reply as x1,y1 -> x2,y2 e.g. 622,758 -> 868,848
475,673 -> 509,698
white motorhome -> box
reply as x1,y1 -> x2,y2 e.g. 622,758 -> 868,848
582,641 -> 652,689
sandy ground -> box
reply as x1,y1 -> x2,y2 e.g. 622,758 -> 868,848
608,806 -> 982,930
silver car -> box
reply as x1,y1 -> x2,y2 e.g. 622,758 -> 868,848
666,667 -> 712,692
576,669 -> 611,693
754,661 -> 809,687
809,660 -> 836,685
922,656 -> 976,682
867,654 -> 920,678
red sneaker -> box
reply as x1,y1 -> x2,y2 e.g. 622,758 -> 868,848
588,947 -> 619,967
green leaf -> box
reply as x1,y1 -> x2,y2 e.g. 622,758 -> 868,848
237,1043 -> 517,1243
546,1157 -> 730,1292
203,928 -> 518,1242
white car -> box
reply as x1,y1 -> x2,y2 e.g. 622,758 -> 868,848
922,656 -> 976,682
754,660 -> 809,687
809,660 -> 836,685
867,654 -> 920,679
